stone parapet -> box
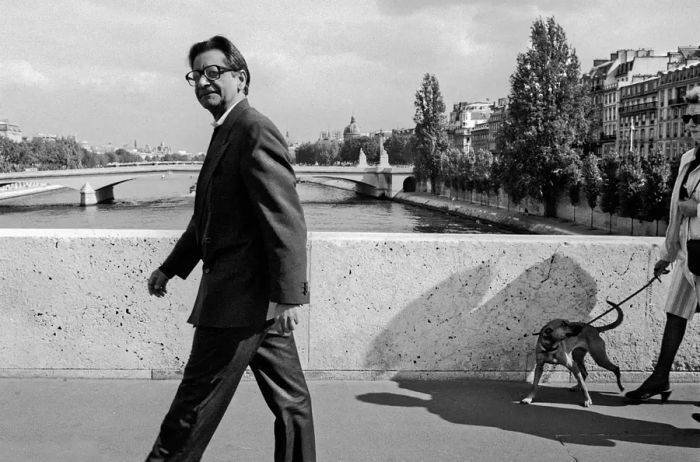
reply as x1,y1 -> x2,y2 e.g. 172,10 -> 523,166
0,230 -> 697,382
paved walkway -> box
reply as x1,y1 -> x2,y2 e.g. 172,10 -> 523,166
0,378 -> 697,461
395,192 -> 619,236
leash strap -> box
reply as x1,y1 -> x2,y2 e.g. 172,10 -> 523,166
586,276 -> 659,326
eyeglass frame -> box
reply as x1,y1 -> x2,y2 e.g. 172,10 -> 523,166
682,114 -> 700,125
185,65 -> 237,86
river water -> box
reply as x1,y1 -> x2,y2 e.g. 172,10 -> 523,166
0,174 -> 518,233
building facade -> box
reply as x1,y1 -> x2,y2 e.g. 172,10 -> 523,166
618,76 -> 659,157
471,122 -> 490,154
447,101 -> 491,152
658,61 -> 700,159
0,119 -> 22,142
487,98 -> 508,154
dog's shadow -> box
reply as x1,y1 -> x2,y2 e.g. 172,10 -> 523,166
356,379 -> 700,448
358,251 -> 699,448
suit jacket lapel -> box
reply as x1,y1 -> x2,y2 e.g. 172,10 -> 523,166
195,99 -> 251,218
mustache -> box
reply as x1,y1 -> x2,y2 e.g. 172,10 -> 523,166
196,88 -> 219,98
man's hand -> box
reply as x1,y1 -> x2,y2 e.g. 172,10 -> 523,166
678,199 -> 699,217
268,302 -> 300,334
653,259 -> 671,278
148,268 -> 170,297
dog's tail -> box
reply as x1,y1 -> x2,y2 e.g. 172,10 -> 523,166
595,302 -> 624,333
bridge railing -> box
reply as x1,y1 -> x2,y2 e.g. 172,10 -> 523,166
0,230 -> 697,381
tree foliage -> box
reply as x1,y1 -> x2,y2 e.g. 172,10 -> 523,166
640,150 -> 671,223
599,153 -> 621,232
339,136 -> 379,164
383,133 -> 417,165
293,140 -> 341,165
497,16 -> 590,216
413,73 -> 448,191
581,153 -> 602,228
616,155 -> 645,231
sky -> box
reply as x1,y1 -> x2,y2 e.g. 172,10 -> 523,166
0,0 -> 698,154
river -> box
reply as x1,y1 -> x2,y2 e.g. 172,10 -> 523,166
0,173 -> 518,233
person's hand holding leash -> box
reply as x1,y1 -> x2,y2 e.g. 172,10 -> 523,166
148,268 -> 170,297
653,259 -> 671,278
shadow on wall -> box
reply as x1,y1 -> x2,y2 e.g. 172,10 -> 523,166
363,253 -> 599,377
356,379 -> 700,449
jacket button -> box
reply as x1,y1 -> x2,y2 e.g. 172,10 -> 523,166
203,267 -> 211,274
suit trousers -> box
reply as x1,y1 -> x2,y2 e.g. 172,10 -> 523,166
145,322 -> 316,462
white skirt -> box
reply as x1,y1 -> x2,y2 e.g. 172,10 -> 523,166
665,258 -> 698,320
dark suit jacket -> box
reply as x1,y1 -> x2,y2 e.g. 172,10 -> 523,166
160,99 -> 309,327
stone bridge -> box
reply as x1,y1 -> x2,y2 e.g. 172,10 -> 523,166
0,163 -> 416,204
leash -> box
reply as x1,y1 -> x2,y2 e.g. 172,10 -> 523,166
586,275 -> 660,326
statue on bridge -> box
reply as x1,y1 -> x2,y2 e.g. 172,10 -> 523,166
357,148 -> 369,168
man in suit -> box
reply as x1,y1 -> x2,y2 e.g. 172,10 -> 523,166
145,35 -> 315,462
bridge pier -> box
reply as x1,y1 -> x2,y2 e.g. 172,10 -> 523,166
80,182 -> 114,206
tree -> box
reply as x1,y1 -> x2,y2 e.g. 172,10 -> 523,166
599,153 -> 621,233
568,176 -> 582,223
439,147 -> 462,198
383,133 -> 414,165
617,154 -> 645,235
314,139 -> 341,165
413,73 -> 448,193
497,16 -> 590,216
294,142 -> 315,165
339,136 -> 379,164
581,153 -> 602,229
473,148 -> 494,205
640,150 -> 671,235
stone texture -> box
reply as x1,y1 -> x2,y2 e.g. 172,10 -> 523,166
0,230 -> 697,381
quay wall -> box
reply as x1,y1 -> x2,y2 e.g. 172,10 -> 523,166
0,229 -> 698,383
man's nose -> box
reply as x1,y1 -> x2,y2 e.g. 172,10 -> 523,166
196,74 -> 210,87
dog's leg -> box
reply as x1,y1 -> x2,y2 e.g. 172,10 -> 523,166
568,361 -> 593,407
588,337 -> 624,392
569,348 -> 588,392
521,362 -> 544,404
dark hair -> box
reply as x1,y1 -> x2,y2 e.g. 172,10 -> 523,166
188,35 -> 250,95
685,87 -> 700,105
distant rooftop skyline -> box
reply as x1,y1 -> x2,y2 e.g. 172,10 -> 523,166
0,0 -> 697,153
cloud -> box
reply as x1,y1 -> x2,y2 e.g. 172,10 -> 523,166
0,61 -> 50,87
68,67 -> 163,95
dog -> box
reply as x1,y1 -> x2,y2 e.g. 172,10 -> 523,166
520,303 -> 624,407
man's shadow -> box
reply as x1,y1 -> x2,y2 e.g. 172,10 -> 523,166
359,253 -> 700,448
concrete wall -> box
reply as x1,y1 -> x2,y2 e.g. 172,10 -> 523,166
0,230 -> 698,383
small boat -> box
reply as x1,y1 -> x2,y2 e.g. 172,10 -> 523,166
189,183 -> 196,194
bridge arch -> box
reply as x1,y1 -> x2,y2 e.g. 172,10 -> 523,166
402,176 -> 417,193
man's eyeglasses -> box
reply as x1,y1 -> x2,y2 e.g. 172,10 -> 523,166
682,114 -> 700,125
185,65 -> 236,86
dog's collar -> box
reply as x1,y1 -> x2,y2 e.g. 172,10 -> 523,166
540,343 -> 559,353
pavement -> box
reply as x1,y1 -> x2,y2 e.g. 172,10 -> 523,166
0,377 -> 697,461
395,192 -> 619,236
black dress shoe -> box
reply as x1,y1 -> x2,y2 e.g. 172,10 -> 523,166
624,380 -> 672,404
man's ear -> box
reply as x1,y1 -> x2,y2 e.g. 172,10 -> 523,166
237,70 -> 247,92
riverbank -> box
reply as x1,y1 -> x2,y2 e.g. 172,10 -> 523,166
394,192 -> 618,236
0,183 -> 64,201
